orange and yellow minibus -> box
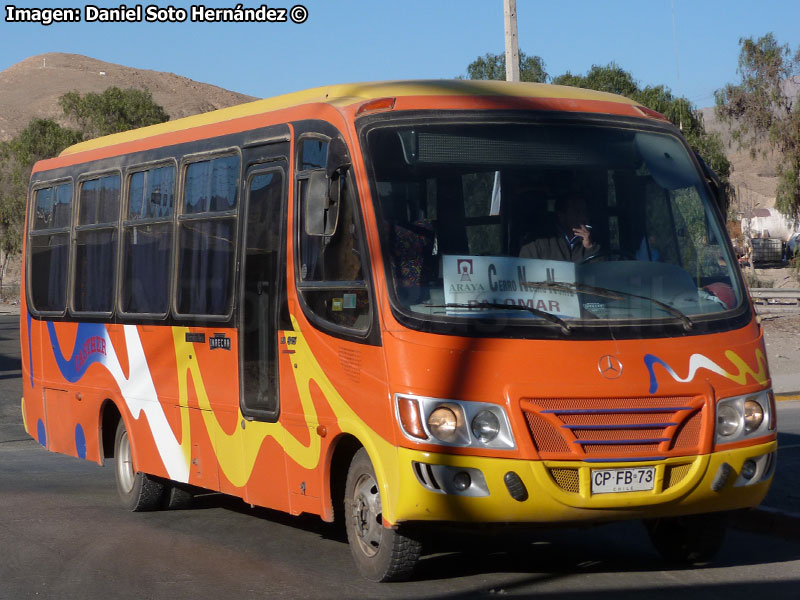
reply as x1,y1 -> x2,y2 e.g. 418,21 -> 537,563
21,80 -> 776,581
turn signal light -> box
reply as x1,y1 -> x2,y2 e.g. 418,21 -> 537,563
397,396 -> 427,439
356,97 -> 396,116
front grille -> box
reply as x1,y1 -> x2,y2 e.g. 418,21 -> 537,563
521,396 -> 706,460
549,467 -> 580,493
664,463 -> 692,489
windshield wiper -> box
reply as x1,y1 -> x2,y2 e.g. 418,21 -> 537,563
523,281 -> 694,331
424,302 -> 572,335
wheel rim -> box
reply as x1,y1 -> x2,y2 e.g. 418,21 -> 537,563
350,471 -> 383,558
116,429 -> 135,494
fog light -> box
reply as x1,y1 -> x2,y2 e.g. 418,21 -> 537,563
717,404 -> 741,437
743,399 -> 764,433
741,460 -> 757,480
452,471 -> 471,491
471,410 -> 500,443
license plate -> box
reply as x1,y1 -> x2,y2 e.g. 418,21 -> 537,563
591,467 -> 655,494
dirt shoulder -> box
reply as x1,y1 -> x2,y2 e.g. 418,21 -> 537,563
761,313 -> 800,396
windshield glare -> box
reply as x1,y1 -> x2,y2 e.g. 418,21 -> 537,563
366,121 -> 742,334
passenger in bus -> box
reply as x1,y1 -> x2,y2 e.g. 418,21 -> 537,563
636,234 -> 661,261
519,193 -> 600,262
390,218 -> 435,303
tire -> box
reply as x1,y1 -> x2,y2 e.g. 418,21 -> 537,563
344,448 -> 422,582
114,420 -> 165,512
644,512 -> 728,564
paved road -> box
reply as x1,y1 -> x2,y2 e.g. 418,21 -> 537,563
2,315 -> 800,599
759,400 -> 800,518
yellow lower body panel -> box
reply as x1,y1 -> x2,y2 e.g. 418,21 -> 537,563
391,441 -> 776,525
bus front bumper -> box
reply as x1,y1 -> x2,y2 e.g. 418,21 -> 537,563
389,441 -> 776,525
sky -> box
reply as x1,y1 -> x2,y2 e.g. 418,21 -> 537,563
1,0 -> 799,110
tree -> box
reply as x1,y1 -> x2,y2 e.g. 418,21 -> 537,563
465,51 -> 548,83
0,87 -> 170,286
0,119 -> 82,288
552,63 -> 639,98
59,86 -> 169,139
715,33 -> 800,221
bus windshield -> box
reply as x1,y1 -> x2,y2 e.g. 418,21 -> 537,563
365,119 -> 743,336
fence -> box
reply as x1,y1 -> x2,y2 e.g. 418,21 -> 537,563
750,287 -> 800,315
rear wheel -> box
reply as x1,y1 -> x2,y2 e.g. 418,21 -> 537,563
344,448 -> 422,582
644,512 -> 728,564
114,420 -> 165,511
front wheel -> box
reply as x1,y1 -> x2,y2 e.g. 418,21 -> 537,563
644,512 -> 728,564
114,420 -> 165,511
344,448 -> 422,582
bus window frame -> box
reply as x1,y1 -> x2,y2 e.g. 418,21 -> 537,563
118,158 -> 179,320
173,147 -> 242,322
27,176 -> 74,318
293,128 -> 381,346
71,169 -> 123,318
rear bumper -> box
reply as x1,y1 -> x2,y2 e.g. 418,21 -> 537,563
390,441 -> 776,525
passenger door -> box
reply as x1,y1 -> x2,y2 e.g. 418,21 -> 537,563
239,161 -> 287,421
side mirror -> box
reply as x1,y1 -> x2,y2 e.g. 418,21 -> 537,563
326,137 -> 351,179
304,170 -> 339,236
305,138 -> 351,236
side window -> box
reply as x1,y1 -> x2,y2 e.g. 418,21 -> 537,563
296,137 -> 371,332
121,165 -> 175,314
74,174 -> 120,313
177,154 -> 240,316
29,182 -> 72,313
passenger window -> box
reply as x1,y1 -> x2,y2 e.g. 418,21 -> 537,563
183,155 -> 239,214
121,165 -> 175,314
177,154 -> 240,316
74,174 -> 120,313
29,182 -> 72,313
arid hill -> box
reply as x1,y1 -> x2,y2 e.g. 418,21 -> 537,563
0,53 -> 256,143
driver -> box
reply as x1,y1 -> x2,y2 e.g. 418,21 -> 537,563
519,193 -> 601,262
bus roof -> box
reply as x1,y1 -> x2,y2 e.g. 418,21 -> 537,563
57,80 -> 642,159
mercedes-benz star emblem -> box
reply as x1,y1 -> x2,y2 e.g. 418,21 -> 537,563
598,355 -> 623,379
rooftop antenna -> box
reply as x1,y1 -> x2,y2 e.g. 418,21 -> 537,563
671,0 -> 683,130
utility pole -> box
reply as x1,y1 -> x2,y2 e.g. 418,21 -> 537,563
504,0 -> 520,82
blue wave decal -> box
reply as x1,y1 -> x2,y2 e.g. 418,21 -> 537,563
46,322 -> 110,383
644,354 -> 670,394
75,424 -> 86,459
36,419 -> 46,447
27,312 -> 33,387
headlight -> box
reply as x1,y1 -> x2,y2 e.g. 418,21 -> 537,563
471,410 -> 500,443
395,394 -> 515,449
715,390 -> 772,445
428,406 -> 460,443
716,404 -> 741,437
743,399 -> 764,433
